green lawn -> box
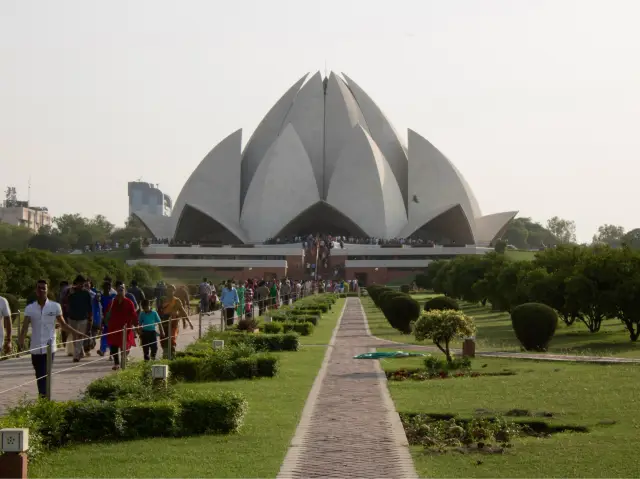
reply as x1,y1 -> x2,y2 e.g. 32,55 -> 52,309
504,250 -> 537,261
30,299 -> 345,478
364,296 -> 640,358
381,353 -> 640,477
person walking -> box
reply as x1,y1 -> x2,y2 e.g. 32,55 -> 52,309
128,280 -> 145,310
220,280 -> 239,327
66,275 -> 93,362
159,284 -> 192,358
105,284 -> 138,370
19,280 -> 87,397
256,281 -> 269,316
199,278 -> 212,313
97,281 -> 116,357
137,299 -> 160,361
0,295 -> 12,356
236,282 -> 245,318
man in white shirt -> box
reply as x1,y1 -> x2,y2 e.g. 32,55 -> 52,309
0,295 -> 11,356
19,279 -> 87,398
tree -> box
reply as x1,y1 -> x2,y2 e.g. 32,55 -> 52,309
564,246 -> 618,333
592,224 -> 625,247
622,228 -> 640,249
502,217 -> 557,249
29,233 -> 68,252
0,223 -> 33,250
494,239 -> 507,254
546,216 -> 577,244
414,310 -> 476,363
609,247 -> 640,341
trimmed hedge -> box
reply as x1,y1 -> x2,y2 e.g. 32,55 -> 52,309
200,330 -> 300,352
169,352 -> 279,381
2,390 -> 247,451
263,321 -> 314,336
511,302 -> 558,352
424,296 -> 460,312
386,294 -> 420,334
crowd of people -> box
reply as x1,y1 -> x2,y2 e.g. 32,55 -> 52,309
147,234 -> 440,248
0,272 -> 362,399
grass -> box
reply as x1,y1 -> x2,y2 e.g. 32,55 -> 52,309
363,295 -> 640,358
381,352 -> 640,477
504,250 -> 537,261
30,299 -> 345,478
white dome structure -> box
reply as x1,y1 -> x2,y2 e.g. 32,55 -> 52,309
135,71 -> 517,245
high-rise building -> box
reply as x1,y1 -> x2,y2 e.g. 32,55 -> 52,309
128,182 -> 172,218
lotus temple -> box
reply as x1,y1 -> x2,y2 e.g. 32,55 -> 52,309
131,71 -> 517,284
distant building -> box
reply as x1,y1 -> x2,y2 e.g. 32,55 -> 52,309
128,182 -> 172,218
0,201 -> 52,232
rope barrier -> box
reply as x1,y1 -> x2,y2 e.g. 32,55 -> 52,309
0,289 -> 318,397
0,318 -> 207,396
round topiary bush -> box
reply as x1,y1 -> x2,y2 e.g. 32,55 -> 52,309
386,294 -> 421,334
510,302 -> 558,352
424,296 -> 460,312
400,284 -> 411,294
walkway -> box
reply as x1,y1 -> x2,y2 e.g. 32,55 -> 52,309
0,313 -> 219,415
278,298 -> 417,479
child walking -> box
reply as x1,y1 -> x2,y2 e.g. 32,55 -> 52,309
138,299 -> 161,361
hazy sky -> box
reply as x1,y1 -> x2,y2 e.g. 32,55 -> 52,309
1,0 -> 638,242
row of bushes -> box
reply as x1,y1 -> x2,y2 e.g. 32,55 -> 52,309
1,390 -> 247,460
416,244 -> 640,340
367,285 -> 421,334
0,248 -> 162,299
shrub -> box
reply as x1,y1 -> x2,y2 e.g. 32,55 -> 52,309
510,302 -> 558,352
385,294 -> 420,334
414,309 -> 476,363
85,364 -> 161,401
118,400 -> 180,439
282,321 -> 314,336
424,355 -> 471,373
414,274 -> 430,290
400,284 -> 411,294
263,321 -> 283,334
379,291 -> 405,317
6,398 -> 70,449
169,356 -> 203,382
179,390 -> 248,435
424,296 -> 460,312
284,314 -> 319,326
237,317 -> 258,331
256,354 -> 279,377
494,239 -> 507,254
299,303 -> 329,313
338,292 -> 359,297
289,308 -> 323,319
66,400 -> 122,442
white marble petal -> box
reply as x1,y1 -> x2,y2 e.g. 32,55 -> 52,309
240,124 -> 321,242
172,129 -> 244,239
280,71 -> 325,195
326,125 -> 407,238
474,211 -> 519,245
407,129 -> 481,236
342,73 -> 408,208
322,72 -> 370,198
240,73 -> 308,205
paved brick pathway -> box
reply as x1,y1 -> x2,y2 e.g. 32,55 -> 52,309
0,313 -> 220,415
279,298 -> 417,479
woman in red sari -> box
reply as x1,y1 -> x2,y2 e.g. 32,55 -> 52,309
106,284 -> 138,370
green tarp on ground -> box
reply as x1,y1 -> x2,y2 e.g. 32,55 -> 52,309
353,351 -> 426,359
